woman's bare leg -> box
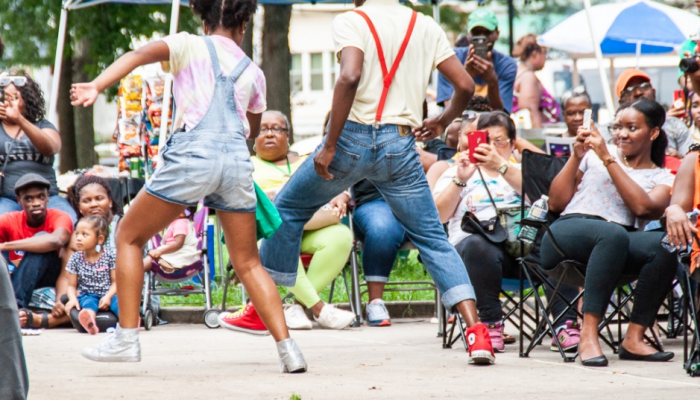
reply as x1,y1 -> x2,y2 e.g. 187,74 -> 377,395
114,191 -> 186,328
218,211 -> 289,342
579,312 -> 604,360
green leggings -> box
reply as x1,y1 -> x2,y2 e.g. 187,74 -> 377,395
288,223 -> 353,308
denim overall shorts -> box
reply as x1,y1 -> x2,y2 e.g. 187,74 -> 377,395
146,36 -> 257,213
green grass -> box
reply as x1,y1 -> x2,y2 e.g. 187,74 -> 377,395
159,250 -> 438,308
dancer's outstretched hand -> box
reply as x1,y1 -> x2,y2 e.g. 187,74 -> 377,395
71,82 -> 99,107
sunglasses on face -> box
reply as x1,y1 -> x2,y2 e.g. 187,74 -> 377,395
0,76 -> 27,88
620,82 -> 652,97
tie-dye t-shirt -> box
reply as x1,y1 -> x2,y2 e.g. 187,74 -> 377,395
162,32 -> 266,137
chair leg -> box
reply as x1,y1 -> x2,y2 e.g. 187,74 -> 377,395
349,243 -> 363,327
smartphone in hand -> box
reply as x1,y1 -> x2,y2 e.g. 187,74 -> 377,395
468,130 -> 488,164
472,36 -> 489,59
583,109 -> 592,130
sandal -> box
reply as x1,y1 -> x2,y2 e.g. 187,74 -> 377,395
19,308 -> 49,329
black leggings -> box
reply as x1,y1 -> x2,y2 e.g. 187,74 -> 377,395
455,234 -> 578,324
540,216 -> 678,328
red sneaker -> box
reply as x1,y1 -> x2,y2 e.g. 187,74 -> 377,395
466,323 -> 495,365
219,302 -> 270,336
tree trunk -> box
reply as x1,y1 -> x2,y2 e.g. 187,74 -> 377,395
73,37 -> 95,169
262,5 -> 293,142
57,53 -> 77,173
241,19 -> 254,58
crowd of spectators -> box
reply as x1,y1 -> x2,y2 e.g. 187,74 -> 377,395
3,3 -> 700,377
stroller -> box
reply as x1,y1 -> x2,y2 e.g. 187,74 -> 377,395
141,206 -> 217,329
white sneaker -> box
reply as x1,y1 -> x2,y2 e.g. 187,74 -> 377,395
314,304 -> 355,330
366,299 -> 391,327
82,325 -> 141,362
283,304 -> 313,330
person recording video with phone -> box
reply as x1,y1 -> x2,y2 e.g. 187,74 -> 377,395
437,8 -> 516,114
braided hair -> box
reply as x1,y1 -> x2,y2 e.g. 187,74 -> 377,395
69,176 -> 123,218
190,0 -> 258,32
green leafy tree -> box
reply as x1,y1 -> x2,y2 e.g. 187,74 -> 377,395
0,2 -> 200,171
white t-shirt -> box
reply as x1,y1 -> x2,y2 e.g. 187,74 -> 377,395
562,145 -> 674,228
333,0 -> 454,128
162,33 -> 267,137
433,166 -> 522,246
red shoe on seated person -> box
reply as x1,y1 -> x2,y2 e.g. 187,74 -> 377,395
219,302 -> 270,336
466,323 -> 495,365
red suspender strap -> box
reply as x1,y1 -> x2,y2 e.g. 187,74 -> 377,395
354,9 -> 417,124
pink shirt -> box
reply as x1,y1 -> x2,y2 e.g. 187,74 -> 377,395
163,33 -> 267,137
164,219 -> 191,245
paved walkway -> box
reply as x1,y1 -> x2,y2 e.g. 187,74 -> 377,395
24,320 -> 700,399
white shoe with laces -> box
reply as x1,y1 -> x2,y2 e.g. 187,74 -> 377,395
366,299 -> 391,327
283,304 -> 313,330
82,325 -> 141,362
314,304 -> 355,330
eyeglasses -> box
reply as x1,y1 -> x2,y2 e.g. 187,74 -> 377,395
0,76 -> 27,88
260,127 -> 288,134
620,82 -> 652,97
491,139 -> 512,148
461,110 -> 478,122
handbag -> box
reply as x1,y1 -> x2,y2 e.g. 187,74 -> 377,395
460,168 -> 531,258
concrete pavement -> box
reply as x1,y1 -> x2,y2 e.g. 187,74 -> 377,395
24,320 -> 700,399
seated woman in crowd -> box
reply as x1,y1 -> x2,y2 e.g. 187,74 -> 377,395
543,98 -> 677,366
433,111 -> 580,352
143,206 -> 199,274
0,71 -> 76,220
237,110 -> 355,332
560,88 -> 592,139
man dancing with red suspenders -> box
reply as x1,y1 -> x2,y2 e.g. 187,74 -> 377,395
259,0 -> 496,365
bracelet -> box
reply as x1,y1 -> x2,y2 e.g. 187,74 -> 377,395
452,177 -> 467,187
602,156 -> 617,168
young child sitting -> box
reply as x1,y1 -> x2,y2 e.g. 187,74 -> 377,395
143,206 -> 200,274
64,216 -> 117,335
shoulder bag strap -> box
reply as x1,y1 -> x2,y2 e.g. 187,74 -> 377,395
476,167 -> 499,212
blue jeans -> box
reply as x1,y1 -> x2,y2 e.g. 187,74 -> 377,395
78,293 -> 119,318
0,195 -> 77,223
8,250 -> 61,309
260,121 -> 476,309
353,197 -> 407,283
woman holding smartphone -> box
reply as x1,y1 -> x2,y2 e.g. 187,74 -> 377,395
432,111 -> 522,352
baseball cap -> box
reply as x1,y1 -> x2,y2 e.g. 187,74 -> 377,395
14,173 -> 50,196
467,8 -> 498,33
615,69 -> 651,98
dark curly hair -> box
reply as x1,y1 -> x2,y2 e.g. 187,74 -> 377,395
69,175 -> 124,219
190,0 -> 258,32
467,95 -> 492,112
8,72 -> 46,124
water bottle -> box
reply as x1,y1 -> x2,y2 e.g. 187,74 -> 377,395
518,195 -> 549,244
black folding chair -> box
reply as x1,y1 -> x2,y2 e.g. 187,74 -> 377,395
517,150 -> 662,362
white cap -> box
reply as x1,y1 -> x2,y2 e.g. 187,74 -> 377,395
541,195 -> 549,201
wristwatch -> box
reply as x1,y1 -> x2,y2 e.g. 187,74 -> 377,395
498,162 -> 509,175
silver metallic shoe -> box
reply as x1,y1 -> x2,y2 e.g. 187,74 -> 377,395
82,325 -> 141,362
277,338 -> 307,373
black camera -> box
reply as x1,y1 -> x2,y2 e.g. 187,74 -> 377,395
680,55 -> 700,74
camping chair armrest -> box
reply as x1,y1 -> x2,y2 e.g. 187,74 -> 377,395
518,220 -> 568,259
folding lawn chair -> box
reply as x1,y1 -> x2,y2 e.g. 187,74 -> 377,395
142,206 -> 216,329
343,202 -> 442,329
517,150 -> 663,362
